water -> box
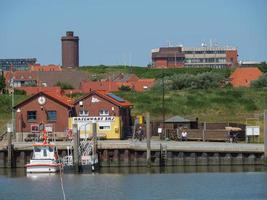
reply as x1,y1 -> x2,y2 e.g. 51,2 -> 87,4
1,166 -> 267,200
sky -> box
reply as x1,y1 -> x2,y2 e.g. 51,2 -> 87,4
0,0 -> 267,66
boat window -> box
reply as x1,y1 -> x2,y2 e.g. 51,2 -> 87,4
43,149 -> 47,157
49,147 -> 54,152
34,147 -> 41,152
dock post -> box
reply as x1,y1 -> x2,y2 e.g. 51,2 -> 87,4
73,124 -> 80,172
202,122 -> 206,142
146,112 -> 151,168
7,123 -> 13,168
264,111 -> 267,165
92,122 -> 97,167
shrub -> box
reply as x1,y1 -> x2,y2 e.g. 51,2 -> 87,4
55,81 -> 74,90
155,72 -> 227,90
251,73 -> 267,88
0,74 -> 5,93
14,89 -> 26,95
119,85 -> 132,91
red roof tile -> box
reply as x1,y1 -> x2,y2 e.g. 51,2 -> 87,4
4,71 -> 37,84
14,91 -> 74,108
16,86 -> 62,95
230,67 -> 263,87
75,90 -> 132,107
80,79 -> 155,93
29,64 -> 62,72
43,91 -> 74,107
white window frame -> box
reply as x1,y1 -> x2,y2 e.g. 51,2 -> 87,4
79,110 -> 89,117
99,109 -> 109,116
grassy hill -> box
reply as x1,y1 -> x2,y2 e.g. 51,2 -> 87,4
115,87 -> 267,122
0,94 -> 28,129
79,65 -> 232,79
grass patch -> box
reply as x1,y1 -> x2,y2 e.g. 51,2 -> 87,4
79,65 -> 232,79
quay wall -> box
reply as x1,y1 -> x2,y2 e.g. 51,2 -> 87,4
0,141 -> 264,168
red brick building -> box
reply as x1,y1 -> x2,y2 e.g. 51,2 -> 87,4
152,45 -> 238,68
14,91 -> 73,134
74,90 -> 133,138
14,90 -> 133,139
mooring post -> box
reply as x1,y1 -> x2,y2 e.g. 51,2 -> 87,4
7,123 -> 13,168
264,110 -> 267,165
146,112 -> 151,167
73,124 -> 80,172
202,122 -> 206,142
92,122 -> 97,165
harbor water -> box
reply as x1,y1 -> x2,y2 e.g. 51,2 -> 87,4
1,166 -> 267,200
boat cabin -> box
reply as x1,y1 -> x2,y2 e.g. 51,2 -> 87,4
32,144 -> 57,160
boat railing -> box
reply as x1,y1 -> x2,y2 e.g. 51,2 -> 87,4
62,155 -> 73,166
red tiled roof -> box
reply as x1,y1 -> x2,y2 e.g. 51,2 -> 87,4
80,79 -> 155,93
230,67 -> 263,87
14,91 -> 74,108
75,90 -> 132,107
29,64 -> 62,72
4,71 -> 37,84
16,86 -> 62,96
44,91 -> 74,107
63,89 -> 82,95
80,81 -> 119,93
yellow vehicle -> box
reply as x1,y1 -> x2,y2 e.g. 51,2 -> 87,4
68,116 -> 122,139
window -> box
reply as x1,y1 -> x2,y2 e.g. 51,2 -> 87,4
99,109 -> 109,116
31,124 -> 39,132
43,149 -> 47,157
79,110 -> 89,117
98,122 -> 111,130
47,111 -> 57,121
27,111 -> 37,121
34,147 -> 41,152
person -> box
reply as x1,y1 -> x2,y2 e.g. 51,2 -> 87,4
137,126 -> 144,141
181,130 -> 188,141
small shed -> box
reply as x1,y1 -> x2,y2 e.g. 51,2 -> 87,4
164,116 -> 198,129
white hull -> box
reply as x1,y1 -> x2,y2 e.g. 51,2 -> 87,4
26,165 -> 60,173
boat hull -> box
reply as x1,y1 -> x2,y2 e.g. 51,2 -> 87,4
26,164 -> 60,173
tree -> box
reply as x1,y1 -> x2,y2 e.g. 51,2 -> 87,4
251,73 -> 267,88
119,85 -> 132,91
55,81 -> 74,90
0,74 -> 6,94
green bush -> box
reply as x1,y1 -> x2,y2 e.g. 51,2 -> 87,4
14,89 -> 26,95
55,81 -> 74,90
251,73 -> 267,88
119,85 -> 132,91
0,74 -> 5,93
155,72 -> 227,90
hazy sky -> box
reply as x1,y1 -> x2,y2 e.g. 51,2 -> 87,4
0,0 -> 266,66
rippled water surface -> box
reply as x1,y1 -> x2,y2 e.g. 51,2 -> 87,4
1,166 -> 267,200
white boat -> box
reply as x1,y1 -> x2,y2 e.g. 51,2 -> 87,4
26,132 -> 61,173
62,141 -> 99,172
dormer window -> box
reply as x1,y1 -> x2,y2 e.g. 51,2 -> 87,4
99,109 -> 109,116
